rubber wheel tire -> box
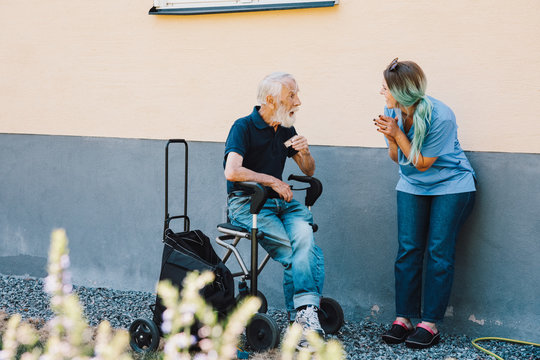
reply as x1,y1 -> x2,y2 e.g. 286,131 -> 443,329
245,313 -> 280,352
319,297 -> 344,334
129,318 -> 160,353
236,290 -> 268,314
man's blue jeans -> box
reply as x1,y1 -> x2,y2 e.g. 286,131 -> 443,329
395,191 -> 475,322
227,196 -> 324,314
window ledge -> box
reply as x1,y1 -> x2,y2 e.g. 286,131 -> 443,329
149,1 -> 338,15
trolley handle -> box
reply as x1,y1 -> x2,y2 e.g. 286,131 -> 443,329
167,139 -> 187,144
165,139 -> 189,234
164,216 -> 191,236
288,174 -> 323,207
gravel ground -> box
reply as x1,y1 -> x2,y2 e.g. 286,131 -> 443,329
1,275 -> 538,360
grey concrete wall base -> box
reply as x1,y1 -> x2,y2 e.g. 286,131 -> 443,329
1,134 -> 539,342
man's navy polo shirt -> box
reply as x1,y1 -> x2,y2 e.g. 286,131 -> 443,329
224,106 -> 298,195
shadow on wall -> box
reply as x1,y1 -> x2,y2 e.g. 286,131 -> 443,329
0,255 -> 47,278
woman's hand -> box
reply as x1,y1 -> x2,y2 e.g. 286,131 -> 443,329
373,115 -> 400,140
374,115 -> 399,162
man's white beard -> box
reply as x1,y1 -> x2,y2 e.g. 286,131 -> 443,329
273,105 -> 299,128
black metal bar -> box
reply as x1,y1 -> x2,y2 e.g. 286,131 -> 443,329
164,142 -> 169,236
183,142 -> 188,232
250,215 -> 258,296
164,139 -> 189,236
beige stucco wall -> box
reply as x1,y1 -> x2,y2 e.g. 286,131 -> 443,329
1,0 -> 539,153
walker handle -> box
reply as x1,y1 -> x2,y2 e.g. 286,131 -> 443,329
288,175 -> 323,207
236,182 -> 268,215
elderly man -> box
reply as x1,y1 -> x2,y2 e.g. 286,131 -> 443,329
223,72 -> 325,345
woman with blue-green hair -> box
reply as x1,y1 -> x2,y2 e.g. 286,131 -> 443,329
374,58 -> 476,349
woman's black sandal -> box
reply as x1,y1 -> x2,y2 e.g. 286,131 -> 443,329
405,323 -> 440,349
382,320 -> 413,344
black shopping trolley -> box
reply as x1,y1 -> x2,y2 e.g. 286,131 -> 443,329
128,139 -> 235,353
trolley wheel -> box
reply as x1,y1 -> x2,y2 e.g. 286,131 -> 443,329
129,318 -> 160,353
319,297 -> 344,334
246,313 -> 280,352
236,290 -> 268,314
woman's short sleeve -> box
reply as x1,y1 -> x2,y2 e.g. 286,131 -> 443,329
421,117 -> 456,158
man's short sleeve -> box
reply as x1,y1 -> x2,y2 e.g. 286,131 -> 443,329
224,121 -> 249,160
286,127 -> 299,158
421,118 -> 456,158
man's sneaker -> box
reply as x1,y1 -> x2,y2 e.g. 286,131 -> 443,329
294,305 -> 325,336
294,305 -> 324,350
296,337 -> 314,351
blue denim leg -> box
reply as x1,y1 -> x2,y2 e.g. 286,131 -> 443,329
422,191 -> 475,322
228,196 -> 324,312
285,240 -> 325,319
395,191 -> 475,322
395,191 -> 431,319
279,201 -> 324,313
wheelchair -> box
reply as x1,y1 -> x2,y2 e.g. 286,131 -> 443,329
215,175 -> 344,351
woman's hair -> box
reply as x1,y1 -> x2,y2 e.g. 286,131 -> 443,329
384,59 -> 432,165
257,72 -> 295,105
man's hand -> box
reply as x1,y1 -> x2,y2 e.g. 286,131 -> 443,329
225,151 -> 294,202
290,135 -> 315,176
270,178 -> 293,202
289,135 -> 310,154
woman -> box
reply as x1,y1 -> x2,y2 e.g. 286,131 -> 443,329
374,58 -> 476,349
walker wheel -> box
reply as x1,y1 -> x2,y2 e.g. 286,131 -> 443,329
129,318 -> 160,353
236,290 -> 268,314
245,313 -> 280,352
319,297 -> 344,334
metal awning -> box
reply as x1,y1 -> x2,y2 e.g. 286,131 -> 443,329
149,0 -> 338,15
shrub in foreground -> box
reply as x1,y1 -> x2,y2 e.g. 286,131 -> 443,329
0,229 -> 344,360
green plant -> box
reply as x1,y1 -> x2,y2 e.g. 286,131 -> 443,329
0,229 -> 345,360
0,229 -> 132,360
157,274 -> 260,360
281,323 -> 345,360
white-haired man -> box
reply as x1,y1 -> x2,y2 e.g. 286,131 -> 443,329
223,72 -> 325,347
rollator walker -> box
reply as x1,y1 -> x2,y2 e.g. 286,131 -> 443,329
128,140 -> 343,354
216,176 -> 344,351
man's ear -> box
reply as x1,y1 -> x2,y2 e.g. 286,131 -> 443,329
266,95 -> 275,109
